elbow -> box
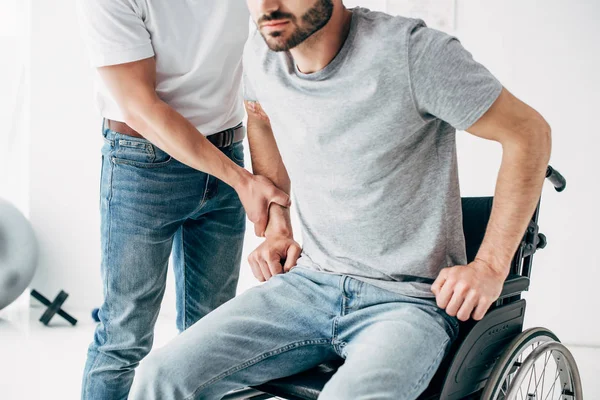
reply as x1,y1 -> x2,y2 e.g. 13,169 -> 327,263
121,96 -> 162,134
121,107 -> 146,134
514,114 -> 552,165
502,114 -> 552,172
534,116 -> 552,165
122,113 -> 140,133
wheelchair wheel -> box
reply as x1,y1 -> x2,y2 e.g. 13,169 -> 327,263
482,327 -> 583,400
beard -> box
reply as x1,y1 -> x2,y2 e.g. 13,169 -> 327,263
258,0 -> 335,52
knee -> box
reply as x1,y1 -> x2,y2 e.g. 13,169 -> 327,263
129,352 -> 165,400
91,318 -> 154,365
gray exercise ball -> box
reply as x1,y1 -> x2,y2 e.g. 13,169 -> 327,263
0,198 -> 38,310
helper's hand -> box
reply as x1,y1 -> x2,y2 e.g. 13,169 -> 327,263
248,236 -> 302,282
236,174 -> 291,237
431,259 -> 506,321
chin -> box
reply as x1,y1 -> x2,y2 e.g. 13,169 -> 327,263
263,34 -> 290,52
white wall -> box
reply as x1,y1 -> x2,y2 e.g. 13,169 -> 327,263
25,0 -> 599,350
28,0 -> 104,310
453,0 -> 600,347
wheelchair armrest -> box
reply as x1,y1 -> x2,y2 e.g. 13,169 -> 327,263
498,274 -> 530,299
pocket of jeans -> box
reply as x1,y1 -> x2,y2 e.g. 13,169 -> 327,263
230,141 -> 245,166
111,134 -> 173,168
440,311 -> 460,340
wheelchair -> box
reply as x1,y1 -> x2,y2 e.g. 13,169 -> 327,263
223,166 -> 582,400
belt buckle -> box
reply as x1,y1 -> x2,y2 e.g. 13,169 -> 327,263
220,129 -> 232,148
212,125 -> 240,148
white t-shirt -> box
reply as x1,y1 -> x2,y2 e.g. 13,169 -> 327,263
77,0 -> 249,135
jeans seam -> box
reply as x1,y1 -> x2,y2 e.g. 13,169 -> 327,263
111,156 -> 173,169
406,337 -> 450,399
105,159 -> 114,302
84,351 -> 102,399
86,158 -> 114,399
198,175 -> 211,210
331,317 -> 341,355
182,228 -> 189,330
184,339 -> 331,400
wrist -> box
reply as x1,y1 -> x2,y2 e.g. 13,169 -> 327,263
477,239 -> 513,266
264,204 -> 293,239
474,249 -> 511,279
229,165 -> 252,192
264,224 -> 292,239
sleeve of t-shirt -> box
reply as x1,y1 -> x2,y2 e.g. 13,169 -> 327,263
77,0 -> 154,67
242,21 -> 259,102
408,22 -> 503,131
242,69 -> 258,102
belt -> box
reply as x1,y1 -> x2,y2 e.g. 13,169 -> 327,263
106,119 -> 245,148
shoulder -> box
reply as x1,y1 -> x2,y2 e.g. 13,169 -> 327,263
350,7 -> 428,52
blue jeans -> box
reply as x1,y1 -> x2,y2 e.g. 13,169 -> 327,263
81,124 -> 246,400
129,266 -> 459,400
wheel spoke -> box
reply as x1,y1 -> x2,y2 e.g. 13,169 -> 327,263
540,351 -> 549,397
526,361 -> 536,396
533,350 -> 552,396
543,369 -> 561,400
518,385 -> 524,400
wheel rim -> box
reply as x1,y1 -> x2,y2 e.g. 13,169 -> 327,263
505,342 -> 582,400
485,328 -> 559,400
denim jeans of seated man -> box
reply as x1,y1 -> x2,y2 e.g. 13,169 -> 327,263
81,124 -> 246,400
129,266 -> 459,400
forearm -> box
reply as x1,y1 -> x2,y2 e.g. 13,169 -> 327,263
246,104 -> 293,237
477,126 -> 551,276
124,98 -> 251,189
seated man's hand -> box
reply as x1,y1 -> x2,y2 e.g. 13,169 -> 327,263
248,236 -> 302,282
431,259 -> 506,322
236,174 -> 291,237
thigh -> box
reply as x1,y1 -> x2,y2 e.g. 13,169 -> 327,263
130,269 -> 341,400
320,299 -> 455,400
97,132 -> 200,351
172,183 -> 246,330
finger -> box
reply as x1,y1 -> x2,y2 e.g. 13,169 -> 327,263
472,298 -> 492,321
244,100 -> 256,113
270,189 -> 291,208
283,245 -> 301,272
254,102 -> 269,120
248,254 -> 265,282
431,272 -> 447,296
436,279 -> 455,309
445,290 -> 465,317
258,259 -> 272,281
266,255 -> 284,277
456,290 -> 478,321
254,216 -> 267,237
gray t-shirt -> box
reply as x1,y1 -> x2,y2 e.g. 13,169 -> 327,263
243,7 -> 503,298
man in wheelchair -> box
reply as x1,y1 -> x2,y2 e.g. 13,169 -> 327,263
129,1 -> 557,399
